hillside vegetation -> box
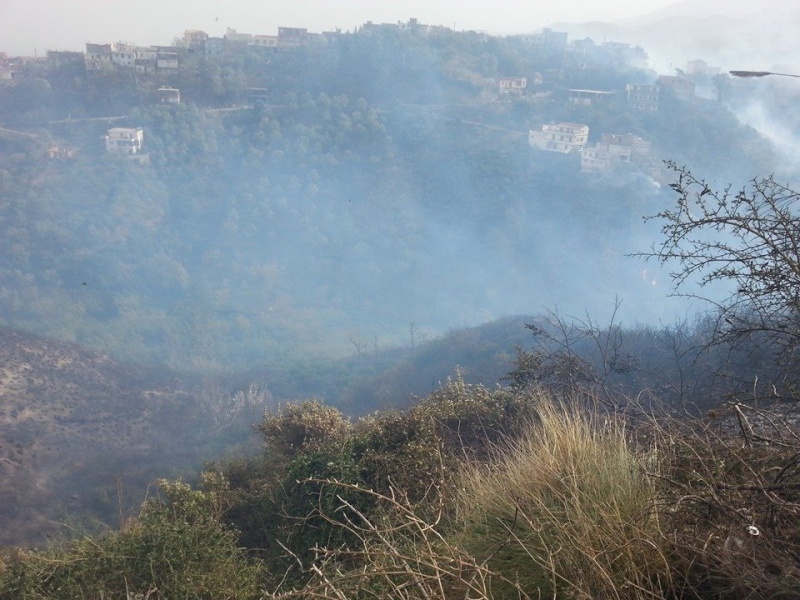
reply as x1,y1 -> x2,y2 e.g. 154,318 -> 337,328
2,21 -> 800,599
3,376 -> 799,599
0,25 -> 775,371
0,326 -> 269,546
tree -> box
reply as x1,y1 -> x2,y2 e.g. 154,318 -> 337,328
638,162 -> 800,366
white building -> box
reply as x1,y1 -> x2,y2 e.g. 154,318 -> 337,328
105,127 -> 144,155
568,89 -> 614,105
157,87 -> 180,104
110,44 -> 136,67
528,122 -> 589,153
254,35 -> 279,49
581,133 -> 650,172
496,77 -> 527,94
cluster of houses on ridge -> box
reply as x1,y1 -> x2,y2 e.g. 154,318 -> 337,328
529,123 -> 651,173
83,25 -> 315,73
524,58 -> 724,173
0,19 -> 726,171
1,18 -> 721,113
1,19 -> 452,84
497,59 -> 719,107
2,20 -> 711,97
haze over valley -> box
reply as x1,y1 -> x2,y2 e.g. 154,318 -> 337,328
1,0 -> 800,574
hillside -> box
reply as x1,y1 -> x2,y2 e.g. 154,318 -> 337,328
0,326 -> 231,546
0,24 -> 783,373
3,13 -> 800,598
0,23 -> 788,546
0,314 -> 533,546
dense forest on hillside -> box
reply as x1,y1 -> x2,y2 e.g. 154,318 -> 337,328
0,26 -> 776,371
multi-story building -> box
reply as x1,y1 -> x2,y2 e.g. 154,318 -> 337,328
625,83 -> 659,111
111,44 -> 137,67
658,75 -> 696,99
134,47 -> 157,74
155,48 -> 179,70
225,28 -> 254,45
568,88 -> 614,105
85,43 -> 113,71
529,123 -> 589,153
254,35 -> 279,49
581,133 -> 651,172
277,27 -> 308,48
105,127 -> 144,155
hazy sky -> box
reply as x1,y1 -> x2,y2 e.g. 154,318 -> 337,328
0,0 -> 678,56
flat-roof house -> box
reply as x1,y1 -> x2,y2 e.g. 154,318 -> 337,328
581,133 -> 651,172
529,122 -> 589,153
106,127 -> 144,155
568,88 -> 614,105
625,83 -> 659,111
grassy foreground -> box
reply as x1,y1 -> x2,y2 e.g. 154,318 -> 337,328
2,381 -> 799,599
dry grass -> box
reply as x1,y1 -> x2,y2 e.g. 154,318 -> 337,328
157,393 -> 800,599
266,391 -> 674,599
455,393 -> 672,599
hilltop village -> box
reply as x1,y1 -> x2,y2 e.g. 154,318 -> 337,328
0,18 -> 732,176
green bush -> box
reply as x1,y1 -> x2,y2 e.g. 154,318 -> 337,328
214,378 -> 533,587
1,479 -> 263,600
258,399 -> 351,457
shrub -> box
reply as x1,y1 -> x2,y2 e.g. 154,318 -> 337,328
258,399 -> 350,457
654,404 -> 800,599
0,479 -> 263,600
350,375 -> 535,505
219,377 -> 533,587
269,480 -> 514,600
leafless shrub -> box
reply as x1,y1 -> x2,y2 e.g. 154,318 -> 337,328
647,403 -> 800,598
202,382 -> 272,434
636,163 -> 800,373
267,478 -> 529,600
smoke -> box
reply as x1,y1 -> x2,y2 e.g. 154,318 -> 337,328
730,85 -> 800,182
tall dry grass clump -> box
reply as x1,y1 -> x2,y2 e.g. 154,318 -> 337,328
456,392 -> 672,599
